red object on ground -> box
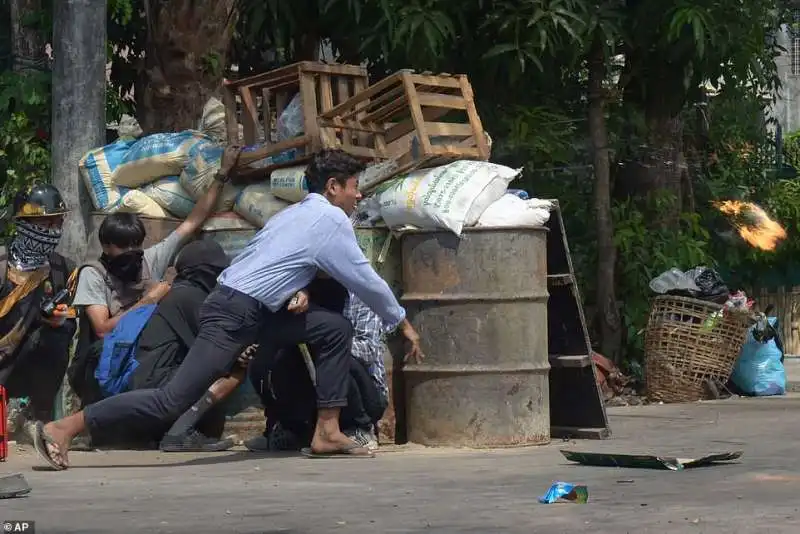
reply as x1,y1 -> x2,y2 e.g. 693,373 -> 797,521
592,352 -> 616,389
0,385 -> 7,461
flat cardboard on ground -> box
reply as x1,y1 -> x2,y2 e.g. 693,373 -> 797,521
561,449 -> 743,470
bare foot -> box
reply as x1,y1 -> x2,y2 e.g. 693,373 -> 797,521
310,429 -> 363,454
42,421 -> 72,468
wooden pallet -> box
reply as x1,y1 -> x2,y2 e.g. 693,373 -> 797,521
223,61 -> 369,156
546,200 -> 611,440
318,70 -> 490,187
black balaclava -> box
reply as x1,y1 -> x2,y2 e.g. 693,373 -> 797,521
100,249 -> 145,284
173,239 -> 229,294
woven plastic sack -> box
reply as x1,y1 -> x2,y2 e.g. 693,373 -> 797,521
375,160 -> 521,235
141,176 -> 196,218
179,142 -> 241,211
117,189 -> 170,218
476,195 -> 552,227
79,139 -> 136,211
270,165 -> 308,203
198,97 -> 227,144
202,212 -> 258,231
277,93 -> 304,141
234,182 -> 291,227
113,131 -> 210,188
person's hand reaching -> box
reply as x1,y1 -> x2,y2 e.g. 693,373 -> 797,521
41,304 -> 72,328
237,344 -> 259,368
400,319 -> 424,365
219,145 -> 243,177
143,281 -> 171,304
287,290 -> 309,314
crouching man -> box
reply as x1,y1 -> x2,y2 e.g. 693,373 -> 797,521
31,148 -> 423,469
0,185 -> 76,424
246,284 -> 389,452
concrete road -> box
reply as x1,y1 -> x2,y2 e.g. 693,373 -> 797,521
2,396 -> 799,533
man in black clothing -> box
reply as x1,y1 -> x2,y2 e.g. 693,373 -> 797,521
129,238 -> 245,452
0,184 -> 75,425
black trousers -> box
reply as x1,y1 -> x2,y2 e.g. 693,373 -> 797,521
1,321 -> 75,422
83,286 -> 353,433
250,346 -> 387,442
66,339 -> 103,408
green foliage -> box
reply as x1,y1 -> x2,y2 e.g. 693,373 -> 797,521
612,194 -> 712,359
0,112 -> 51,210
784,130 -> 800,170
0,14 -> 53,218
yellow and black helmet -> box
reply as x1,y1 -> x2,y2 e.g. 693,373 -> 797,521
13,183 -> 69,218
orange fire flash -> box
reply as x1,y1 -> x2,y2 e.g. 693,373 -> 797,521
713,200 -> 787,252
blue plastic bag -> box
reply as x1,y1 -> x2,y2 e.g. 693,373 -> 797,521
731,317 -> 786,396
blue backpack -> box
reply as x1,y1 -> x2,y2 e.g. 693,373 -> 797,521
94,304 -> 157,397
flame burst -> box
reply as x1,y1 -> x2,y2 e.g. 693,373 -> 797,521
713,200 -> 787,251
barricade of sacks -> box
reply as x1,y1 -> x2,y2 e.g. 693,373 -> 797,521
79,98 -> 295,231
81,96 -> 554,234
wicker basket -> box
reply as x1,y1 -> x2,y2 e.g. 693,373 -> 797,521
644,295 -> 749,403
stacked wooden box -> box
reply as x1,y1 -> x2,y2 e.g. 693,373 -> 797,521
318,70 -> 491,182
223,62 -> 369,169
223,62 -> 491,187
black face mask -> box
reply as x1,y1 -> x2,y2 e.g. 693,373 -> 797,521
100,249 -> 144,284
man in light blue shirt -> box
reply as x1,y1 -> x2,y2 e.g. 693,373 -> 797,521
32,149 -> 423,469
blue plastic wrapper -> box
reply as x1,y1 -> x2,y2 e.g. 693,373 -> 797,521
538,482 -> 589,504
506,189 -> 530,199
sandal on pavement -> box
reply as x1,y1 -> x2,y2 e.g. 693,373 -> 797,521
31,421 -> 67,471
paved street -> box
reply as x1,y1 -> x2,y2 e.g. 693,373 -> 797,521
2,396 -> 800,533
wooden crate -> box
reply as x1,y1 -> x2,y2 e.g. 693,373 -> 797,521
317,70 -> 491,180
223,61 -> 369,168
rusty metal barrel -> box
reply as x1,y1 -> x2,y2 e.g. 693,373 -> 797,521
401,227 -> 550,448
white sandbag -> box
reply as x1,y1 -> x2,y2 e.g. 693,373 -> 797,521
357,160 -> 400,192
202,211 -> 258,231
234,182 -> 291,227
113,130 -> 211,188
353,196 -> 383,226
270,166 -> 308,202
117,189 -> 171,218
117,115 -> 143,138
375,160 -> 522,235
79,139 -> 136,211
277,93 -> 304,141
179,142 -> 242,211
141,176 -> 196,218
476,195 -> 552,228
198,97 -> 227,144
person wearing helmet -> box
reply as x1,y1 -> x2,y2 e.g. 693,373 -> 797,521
0,183 -> 76,428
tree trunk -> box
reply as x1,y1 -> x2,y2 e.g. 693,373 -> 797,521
614,49 -> 687,222
587,34 -> 622,361
51,0 -> 106,265
139,0 -> 237,133
9,0 -> 45,71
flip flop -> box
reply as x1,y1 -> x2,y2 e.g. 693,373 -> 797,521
31,421 -> 67,471
0,473 -> 31,499
300,442 -> 375,459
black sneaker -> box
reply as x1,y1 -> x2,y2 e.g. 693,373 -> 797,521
159,429 -> 235,452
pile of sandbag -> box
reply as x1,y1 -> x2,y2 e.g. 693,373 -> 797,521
354,160 -> 553,235
81,94 -> 551,236
79,97 -> 298,230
